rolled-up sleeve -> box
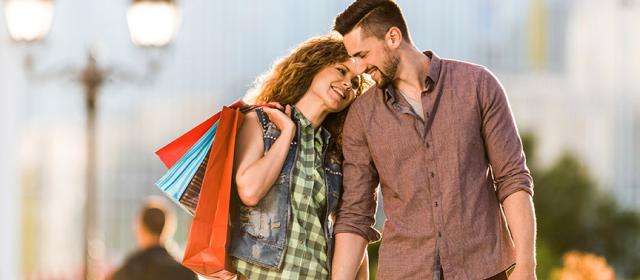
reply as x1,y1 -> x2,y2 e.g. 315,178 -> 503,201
478,68 -> 534,202
334,101 -> 382,242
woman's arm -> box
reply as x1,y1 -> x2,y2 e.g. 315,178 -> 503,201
234,106 -> 295,206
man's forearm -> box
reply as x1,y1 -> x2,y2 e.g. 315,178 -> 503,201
332,233 -> 368,280
355,250 -> 369,280
502,191 -> 537,268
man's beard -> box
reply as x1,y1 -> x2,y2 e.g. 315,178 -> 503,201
373,53 -> 399,89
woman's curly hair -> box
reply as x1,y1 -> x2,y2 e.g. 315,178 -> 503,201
245,36 -> 371,162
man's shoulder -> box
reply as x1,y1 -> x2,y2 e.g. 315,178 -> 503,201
113,247 -> 196,280
351,85 -> 382,112
440,57 -> 492,79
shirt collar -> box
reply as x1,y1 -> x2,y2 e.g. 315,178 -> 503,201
291,105 -> 331,144
293,106 -> 312,129
383,50 -> 441,104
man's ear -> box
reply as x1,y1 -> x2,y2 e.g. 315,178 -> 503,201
385,27 -> 403,49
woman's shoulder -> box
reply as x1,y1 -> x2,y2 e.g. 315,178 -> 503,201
243,108 -> 270,127
238,110 -> 264,136
243,109 -> 259,121
245,108 -> 272,128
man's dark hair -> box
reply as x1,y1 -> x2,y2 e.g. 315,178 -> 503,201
141,206 -> 166,237
139,196 -> 175,238
333,0 -> 411,43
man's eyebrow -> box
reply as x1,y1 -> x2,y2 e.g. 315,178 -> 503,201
352,51 -> 364,58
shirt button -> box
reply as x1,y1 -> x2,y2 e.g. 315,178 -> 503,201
434,201 -> 438,207
430,172 -> 435,178
438,232 -> 442,238
426,142 -> 431,148
306,175 -> 313,180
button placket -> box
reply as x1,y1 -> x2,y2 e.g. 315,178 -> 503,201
422,128 -> 445,248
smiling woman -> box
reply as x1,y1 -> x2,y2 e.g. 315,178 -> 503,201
246,36 -> 371,162
227,36 -> 371,280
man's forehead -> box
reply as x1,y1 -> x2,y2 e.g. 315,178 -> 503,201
343,27 -> 367,56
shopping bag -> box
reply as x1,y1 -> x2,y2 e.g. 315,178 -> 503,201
156,121 -> 218,208
155,99 -> 245,169
181,106 -> 243,277
178,151 -> 210,215
156,102 -> 278,214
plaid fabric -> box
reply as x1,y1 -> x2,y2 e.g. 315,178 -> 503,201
234,109 -> 329,280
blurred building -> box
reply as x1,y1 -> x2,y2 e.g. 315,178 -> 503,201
502,0 -> 640,209
0,22 -> 23,280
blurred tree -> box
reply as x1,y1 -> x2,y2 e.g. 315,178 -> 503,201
522,133 -> 640,279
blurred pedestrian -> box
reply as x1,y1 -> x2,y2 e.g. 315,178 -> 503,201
110,196 -> 197,280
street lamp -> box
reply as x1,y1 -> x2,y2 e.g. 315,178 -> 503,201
3,0 -> 53,42
128,0 -> 180,47
3,0 -> 180,279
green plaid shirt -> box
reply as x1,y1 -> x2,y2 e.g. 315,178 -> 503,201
234,109 -> 329,280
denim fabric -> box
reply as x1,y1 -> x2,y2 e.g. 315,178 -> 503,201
229,108 -> 342,271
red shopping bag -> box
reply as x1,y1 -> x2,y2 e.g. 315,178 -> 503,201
155,100 -> 245,169
181,106 -> 243,277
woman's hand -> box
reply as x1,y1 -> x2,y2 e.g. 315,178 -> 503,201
262,105 -> 295,138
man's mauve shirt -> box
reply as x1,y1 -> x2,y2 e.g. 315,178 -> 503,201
335,51 -> 533,279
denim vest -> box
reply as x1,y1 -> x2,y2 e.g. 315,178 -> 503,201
229,108 -> 342,272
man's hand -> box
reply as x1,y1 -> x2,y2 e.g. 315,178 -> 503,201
509,263 -> 536,280
209,269 -> 236,280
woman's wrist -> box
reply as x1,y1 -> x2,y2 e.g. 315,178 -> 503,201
279,126 -> 296,142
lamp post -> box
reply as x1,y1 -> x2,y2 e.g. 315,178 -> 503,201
3,0 -> 180,279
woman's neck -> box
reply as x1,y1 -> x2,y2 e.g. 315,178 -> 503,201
295,94 -> 329,129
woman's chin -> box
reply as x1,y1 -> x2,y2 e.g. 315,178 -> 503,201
320,96 -> 341,111
330,102 -> 349,113
321,102 -> 340,113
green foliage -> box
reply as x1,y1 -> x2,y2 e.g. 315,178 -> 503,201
367,241 -> 380,279
522,133 -> 640,279
536,240 -> 562,279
